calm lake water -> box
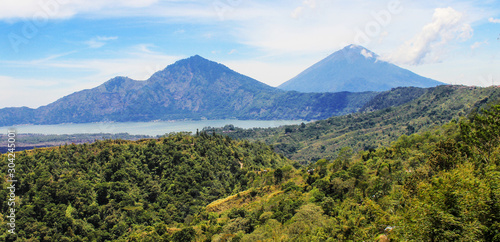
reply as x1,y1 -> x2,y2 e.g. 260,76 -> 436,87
3,120 -> 305,136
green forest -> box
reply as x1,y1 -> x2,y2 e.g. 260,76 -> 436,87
1,87 -> 500,241
0,132 -> 287,241
196,103 -> 500,241
210,85 -> 500,163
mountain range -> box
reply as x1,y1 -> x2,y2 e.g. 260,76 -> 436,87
0,45 -> 445,126
278,45 -> 444,93
0,55 -> 377,126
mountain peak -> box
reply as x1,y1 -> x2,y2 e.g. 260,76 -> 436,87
186,54 -> 208,61
148,55 -> 231,83
278,45 -> 444,93
173,54 -> 229,71
336,44 -> 378,61
98,76 -> 145,93
173,54 -> 219,67
345,44 -> 363,50
146,55 -> 277,94
340,44 -> 369,53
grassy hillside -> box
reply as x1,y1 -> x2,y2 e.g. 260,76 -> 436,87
210,85 -> 500,163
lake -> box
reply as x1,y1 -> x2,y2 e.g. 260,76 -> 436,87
2,120 -> 305,136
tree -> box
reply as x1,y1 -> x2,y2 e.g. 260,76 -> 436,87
172,227 -> 196,242
461,104 -> 500,161
274,168 -> 283,184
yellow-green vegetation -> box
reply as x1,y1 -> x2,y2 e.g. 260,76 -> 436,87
188,103 -> 500,241
0,132 -> 287,241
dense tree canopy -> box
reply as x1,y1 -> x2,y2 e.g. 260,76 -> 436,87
1,93 -> 500,241
0,132 -> 286,241
192,103 -> 500,241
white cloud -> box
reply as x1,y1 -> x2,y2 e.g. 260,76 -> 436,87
96,36 -> 118,41
470,40 -> 488,50
203,33 -> 214,39
361,49 -> 374,58
84,36 -> 118,49
232,1 -> 441,56
30,51 -> 78,64
0,0 -> 211,21
385,7 -> 473,65
53,47 -> 182,82
0,0 -> 74,20
290,0 -> 317,19
237,3 -> 359,54
489,17 -> 500,23
304,0 -> 317,9
290,6 -> 304,19
174,29 -> 185,34
133,44 -> 156,54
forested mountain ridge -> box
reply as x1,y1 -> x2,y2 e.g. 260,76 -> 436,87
359,86 -> 429,112
184,102 -> 500,241
210,85 -> 500,163
278,45 -> 444,93
0,55 -> 378,126
2,96 -> 500,241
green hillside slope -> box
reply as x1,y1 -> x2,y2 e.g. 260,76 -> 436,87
185,102 -> 500,241
0,133 -> 287,241
211,85 -> 500,163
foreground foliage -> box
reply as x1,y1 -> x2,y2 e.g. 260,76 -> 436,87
192,103 -> 500,241
0,133 -> 286,241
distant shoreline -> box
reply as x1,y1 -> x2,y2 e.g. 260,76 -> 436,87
0,145 -> 53,154
0,119 -> 305,136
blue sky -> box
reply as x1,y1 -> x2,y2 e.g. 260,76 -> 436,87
0,0 -> 499,108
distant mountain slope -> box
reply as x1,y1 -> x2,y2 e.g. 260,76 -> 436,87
278,45 -> 444,93
0,55 -> 378,126
212,86 -> 500,163
359,86 -> 428,112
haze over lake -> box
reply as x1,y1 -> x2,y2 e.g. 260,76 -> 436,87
3,120 -> 305,136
